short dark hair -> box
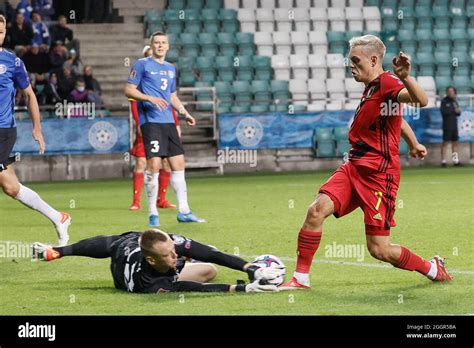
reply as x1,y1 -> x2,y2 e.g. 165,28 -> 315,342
76,77 -> 85,84
140,229 -> 169,257
150,31 -> 167,41
446,86 -> 457,94
0,14 -> 6,25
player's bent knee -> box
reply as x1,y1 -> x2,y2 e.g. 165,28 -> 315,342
367,244 -> 390,261
306,197 -> 332,225
147,158 -> 161,173
2,182 -> 20,197
204,264 -> 218,281
169,155 -> 186,171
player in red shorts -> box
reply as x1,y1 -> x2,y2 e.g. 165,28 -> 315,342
280,35 -> 452,290
129,45 -> 181,210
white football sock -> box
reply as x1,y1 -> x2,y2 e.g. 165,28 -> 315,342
294,272 -> 310,285
144,171 -> 159,216
427,260 -> 438,280
171,170 -> 191,214
15,184 -> 62,224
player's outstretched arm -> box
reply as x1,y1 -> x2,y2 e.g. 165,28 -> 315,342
170,280 -> 278,293
393,52 -> 428,107
24,85 -> 45,154
170,92 -> 196,126
176,238 -> 284,283
401,119 -> 427,159
124,83 -> 168,111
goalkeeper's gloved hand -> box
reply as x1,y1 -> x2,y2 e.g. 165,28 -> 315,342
246,264 -> 285,282
245,279 -> 279,293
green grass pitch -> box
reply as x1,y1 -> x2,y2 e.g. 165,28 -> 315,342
0,166 -> 473,315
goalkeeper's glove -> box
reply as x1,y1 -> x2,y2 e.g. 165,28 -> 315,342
245,279 -> 279,293
246,264 -> 285,282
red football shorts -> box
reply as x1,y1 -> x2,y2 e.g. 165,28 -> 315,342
131,135 -> 146,158
319,161 -> 400,236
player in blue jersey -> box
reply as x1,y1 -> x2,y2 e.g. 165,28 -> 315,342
0,15 -> 71,246
125,31 -> 205,227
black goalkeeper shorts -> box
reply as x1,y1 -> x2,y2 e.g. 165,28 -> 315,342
0,127 -> 17,172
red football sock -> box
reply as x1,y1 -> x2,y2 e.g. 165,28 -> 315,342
132,172 -> 144,204
158,169 -> 171,203
395,246 -> 431,275
295,229 -> 322,274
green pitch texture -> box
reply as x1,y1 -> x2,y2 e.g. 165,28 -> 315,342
0,167 -> 472,315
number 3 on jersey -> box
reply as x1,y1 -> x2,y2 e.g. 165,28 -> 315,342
160,78 -> 168,91
150,140 -> 160,153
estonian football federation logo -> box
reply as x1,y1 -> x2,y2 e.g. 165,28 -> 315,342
459,112 -> 474,139
88,121 -> 118,151
168,70 -> 175,79
236,117 -> 263,147
0,64 -> 7,74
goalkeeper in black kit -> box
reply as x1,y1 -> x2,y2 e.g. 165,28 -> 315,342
32,229 -> 283,293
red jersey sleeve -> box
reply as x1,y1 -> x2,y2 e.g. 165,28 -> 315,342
129,99 -> 139,126
172,108 -> 180,126
381,72 -> 405,102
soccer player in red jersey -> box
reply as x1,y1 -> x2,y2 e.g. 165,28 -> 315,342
280,35 -> 452,290
129,45 -> 181,211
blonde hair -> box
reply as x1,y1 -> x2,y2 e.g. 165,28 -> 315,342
348,35 -> 386,60
139,229 -> 171,257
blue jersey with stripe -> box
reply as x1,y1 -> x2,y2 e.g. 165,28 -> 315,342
0,49 -> 30,128
127,57 -> 177,125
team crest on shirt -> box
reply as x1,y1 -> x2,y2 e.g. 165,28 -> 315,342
172,236 -> 185,245
168,70 -> 175,79
0,64 -> 7,74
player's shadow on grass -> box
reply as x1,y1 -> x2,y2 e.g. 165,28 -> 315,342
77,286 -> 118,293
73,287 -> 232,302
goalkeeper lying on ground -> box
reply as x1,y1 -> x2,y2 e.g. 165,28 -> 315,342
32,229 -> 283,294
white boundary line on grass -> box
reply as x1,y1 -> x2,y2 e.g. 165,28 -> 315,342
1,241 -> 472,276
245,255 -> 474,276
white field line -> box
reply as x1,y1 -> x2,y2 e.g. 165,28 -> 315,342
2,241 -> 472,276
244,255 -> 474,276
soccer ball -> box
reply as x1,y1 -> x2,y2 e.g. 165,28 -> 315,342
252,254 -> 286,286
